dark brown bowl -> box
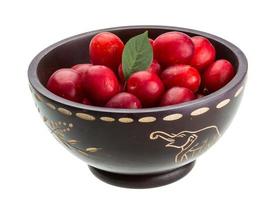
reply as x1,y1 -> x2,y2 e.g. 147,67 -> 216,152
28,26 -> 247,188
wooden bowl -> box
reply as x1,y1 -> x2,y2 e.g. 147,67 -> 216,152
28,26 -> 247,188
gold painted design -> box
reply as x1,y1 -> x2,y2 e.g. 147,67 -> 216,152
45,118 -> 73,141
42,116 -> 102,157
75,113 -> 95,121
118,117 -> 134,123
191,107 -> 210,116
100,116 -> 115,122
57,108 -> 72,116
67,139 -> 79,145
34,83 -> 241,123
71,146 -> 102,156
216,99 -> 230,108
86,147 -> 101,153
46,103 -> 56,110
49,120 -> 54,127
150,126 -> 220,163
34,93 -> 43,102
68,123 -> 73,128
163,113 -> 183,121
235,86 -> 244,97
138,116 -> 156,123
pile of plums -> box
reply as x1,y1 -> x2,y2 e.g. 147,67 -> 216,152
47,31 -> 235,109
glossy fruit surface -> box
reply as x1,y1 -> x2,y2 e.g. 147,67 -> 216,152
160,87 -> 195,106
84,65 -> 120,105
72,63 -> 93,78
204,59 -> 235,92
118,64 -> 125,82
191,36 -> 216,71
106,92 -> 142,109
89,32 -> 124,71
46,68 -> 83,102
153,31 -> 194,67
161,65 -> 201,92
126,71 -> 164,107
147,59 -> 161,75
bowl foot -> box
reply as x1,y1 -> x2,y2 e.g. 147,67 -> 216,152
88,161 -> 195,188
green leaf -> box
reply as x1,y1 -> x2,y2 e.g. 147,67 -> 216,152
122,31 -> 153,80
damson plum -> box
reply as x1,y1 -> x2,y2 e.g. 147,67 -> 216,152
191,36 -> 216,71
83,65 -> 120,106
46,68 -> 83,102
72,63 -> 93,78
89,32 -> 124,72
126,71 -> 164,107
161,65 -> 201,92
204,59 -> 235,92
106,92 -> 142,109
154,32 -> 194,67
160,87 -> 195,106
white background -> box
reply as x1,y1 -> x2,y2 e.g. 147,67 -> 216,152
0,0 -> 272,199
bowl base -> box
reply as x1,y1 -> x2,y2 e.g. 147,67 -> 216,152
88,161 -> 195,189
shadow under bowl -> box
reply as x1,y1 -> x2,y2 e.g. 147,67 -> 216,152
28,25 -> 247,188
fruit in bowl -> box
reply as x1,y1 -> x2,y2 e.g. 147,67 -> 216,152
28,26 -> 247,188
45,30 -> 236,109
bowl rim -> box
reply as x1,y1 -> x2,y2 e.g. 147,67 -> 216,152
28,25 -> 248,114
